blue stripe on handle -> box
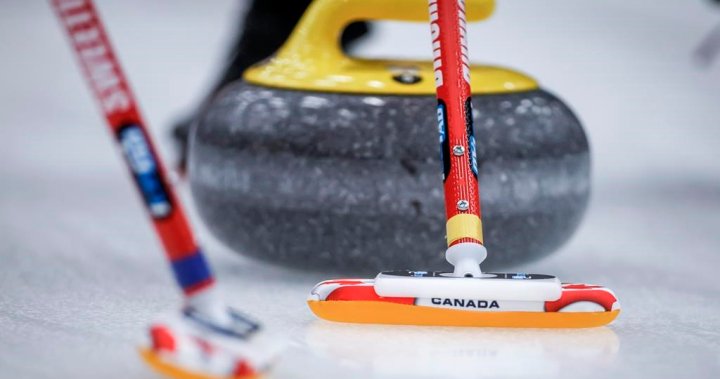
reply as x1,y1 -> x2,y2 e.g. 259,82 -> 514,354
171,251 -> 213,290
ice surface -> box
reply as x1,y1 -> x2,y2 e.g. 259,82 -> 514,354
1,0 -> 719,378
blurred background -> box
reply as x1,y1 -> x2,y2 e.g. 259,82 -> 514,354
1,0 -> 718,378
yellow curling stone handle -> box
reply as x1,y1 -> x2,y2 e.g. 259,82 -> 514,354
244,0 -> 538,95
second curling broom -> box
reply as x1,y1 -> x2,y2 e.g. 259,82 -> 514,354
51,1 -> 281,377
307,0 -> 620,328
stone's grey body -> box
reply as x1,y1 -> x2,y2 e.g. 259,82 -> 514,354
189,81 -> 589,273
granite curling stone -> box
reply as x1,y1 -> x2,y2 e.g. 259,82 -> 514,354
187,0 -> 590,273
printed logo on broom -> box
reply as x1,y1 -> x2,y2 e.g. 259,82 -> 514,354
465,98 -> 478,177
437,101 -> 451,181
429,0 -> 471,88
437,103 -> 446,143
431,298 -> 500,309
119,125 -> 172,218
458,0 -> 471,85
429,0 -> 442,88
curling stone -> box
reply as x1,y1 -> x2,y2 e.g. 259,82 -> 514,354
188,0 -> 590,273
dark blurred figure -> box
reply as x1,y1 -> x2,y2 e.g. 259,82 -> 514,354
173,0 -> 371,172
694,0 -> 720,67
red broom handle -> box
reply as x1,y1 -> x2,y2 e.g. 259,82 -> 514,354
430,0 -> 484,248
50,0 -> 215,295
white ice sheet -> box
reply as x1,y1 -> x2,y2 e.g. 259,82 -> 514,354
1,1 -> 719,378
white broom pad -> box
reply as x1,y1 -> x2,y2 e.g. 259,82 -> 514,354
374,271 -> 562,301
